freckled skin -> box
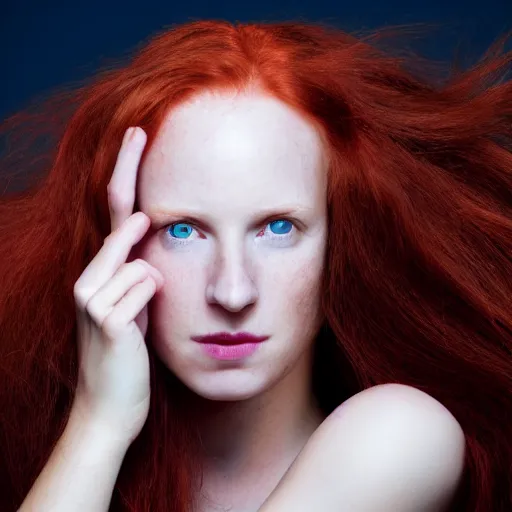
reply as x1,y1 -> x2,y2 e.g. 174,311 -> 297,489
136,89 -> 328,403
134,88 -> 330,510
125,90 -> 467,512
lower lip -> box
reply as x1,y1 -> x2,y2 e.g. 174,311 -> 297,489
198,342 -> 263,360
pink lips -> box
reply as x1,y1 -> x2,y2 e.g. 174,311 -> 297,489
191,332 -> 269,360
191,332 -> 269,345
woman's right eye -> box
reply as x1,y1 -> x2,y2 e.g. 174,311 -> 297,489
165,223 -> 199,245
168,223 -> 194,238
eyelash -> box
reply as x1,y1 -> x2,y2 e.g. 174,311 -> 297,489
164,218 -> 297,247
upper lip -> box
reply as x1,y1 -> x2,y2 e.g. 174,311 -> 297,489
191,332 -> 269,345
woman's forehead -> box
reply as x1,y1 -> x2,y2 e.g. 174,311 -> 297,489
150,90 -> 324,165
139,90 -> 328,213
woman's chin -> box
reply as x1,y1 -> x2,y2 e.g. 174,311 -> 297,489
177,369 -> 270,402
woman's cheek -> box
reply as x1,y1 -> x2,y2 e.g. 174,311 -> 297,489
285,261 -> 324,331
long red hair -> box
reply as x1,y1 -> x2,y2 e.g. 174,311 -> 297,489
1,19 -> 511,512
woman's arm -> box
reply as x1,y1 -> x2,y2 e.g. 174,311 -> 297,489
18,406 -> 131,512
259,383 -> 466,512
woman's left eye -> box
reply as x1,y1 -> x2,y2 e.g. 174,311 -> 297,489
260,219 -> 294,237
165,219 -> 295,244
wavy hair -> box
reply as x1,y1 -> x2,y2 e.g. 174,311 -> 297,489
0,19 -> 511,512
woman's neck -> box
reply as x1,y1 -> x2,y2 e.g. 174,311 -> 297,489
192,344 -> 324,509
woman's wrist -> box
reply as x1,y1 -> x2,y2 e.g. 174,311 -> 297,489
66,402 -> 134,459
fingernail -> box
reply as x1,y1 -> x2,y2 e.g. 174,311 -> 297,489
125,127 -> 134,141
129,127 -> 139,142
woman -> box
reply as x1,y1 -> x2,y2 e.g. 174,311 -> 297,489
0,19 -> 510,512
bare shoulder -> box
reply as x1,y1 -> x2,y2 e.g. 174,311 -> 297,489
259,383 -> 466,512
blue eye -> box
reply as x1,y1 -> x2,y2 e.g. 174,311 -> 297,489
168,223 -> 194,239
268,219 -> 292,235
165,218 -> 295,245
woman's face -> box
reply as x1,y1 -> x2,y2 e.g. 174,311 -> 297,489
137,89 -> 328,401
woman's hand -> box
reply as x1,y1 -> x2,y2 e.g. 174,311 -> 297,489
72,127 -> 164,446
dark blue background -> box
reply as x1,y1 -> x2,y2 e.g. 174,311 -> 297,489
1,0 -> 511,122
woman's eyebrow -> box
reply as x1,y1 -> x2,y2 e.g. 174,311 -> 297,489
147,205 -> 314,224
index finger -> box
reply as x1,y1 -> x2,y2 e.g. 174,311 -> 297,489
107,127 -> 147,233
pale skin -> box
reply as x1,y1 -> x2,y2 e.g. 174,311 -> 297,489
136,88 -> 329,511
258,382 -> 466,512
18,88 -> 465,512
136,88 -> 465,511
